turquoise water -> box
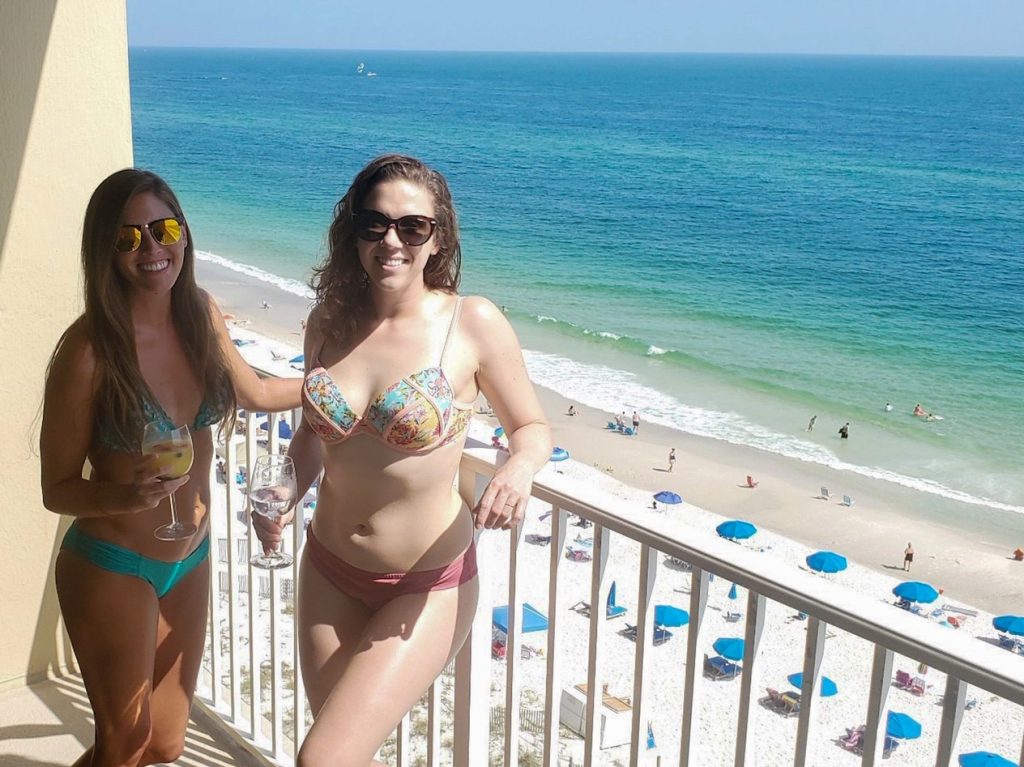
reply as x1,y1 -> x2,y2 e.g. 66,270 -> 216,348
130,49 -> 1024,512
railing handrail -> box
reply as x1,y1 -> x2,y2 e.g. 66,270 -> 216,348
460,445 -> 1024,706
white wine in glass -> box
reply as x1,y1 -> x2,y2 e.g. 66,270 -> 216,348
142,422 -> 197,541
249,454 -> 296,569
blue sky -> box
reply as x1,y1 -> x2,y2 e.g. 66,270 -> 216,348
128,0 -> 1024,56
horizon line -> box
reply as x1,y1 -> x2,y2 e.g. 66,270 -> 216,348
127,44 -> 1024,60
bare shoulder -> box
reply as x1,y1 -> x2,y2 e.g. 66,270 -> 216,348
50,318 -> 96,376
458,295 -> 509,335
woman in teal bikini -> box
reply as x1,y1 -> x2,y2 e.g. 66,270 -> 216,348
253,155 -> 551,766
40,168 -> 301,767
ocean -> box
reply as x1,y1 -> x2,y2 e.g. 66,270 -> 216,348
129,49 -> 1024,516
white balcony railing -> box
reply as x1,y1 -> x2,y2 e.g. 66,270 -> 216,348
197,408 -> 1024,766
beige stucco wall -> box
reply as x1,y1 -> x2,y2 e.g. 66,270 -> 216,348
0,0 -> 133,690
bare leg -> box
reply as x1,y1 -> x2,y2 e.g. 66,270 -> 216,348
58,551 -> 210,767
296,548 -> 479,767
139,558 -> 210,765
56,551 -> 159,767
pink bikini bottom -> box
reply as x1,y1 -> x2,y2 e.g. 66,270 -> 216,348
305,528 -> 477,610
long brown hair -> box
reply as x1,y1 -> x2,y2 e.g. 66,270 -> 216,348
310,154 -> 462,346
53,168 -> 236,450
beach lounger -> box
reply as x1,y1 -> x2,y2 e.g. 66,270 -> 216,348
525,534 -> 552,545
621,623 -> 673,645
998,634 -> 1020,652
570,582 -> 628,620
761,688 -> 794,716
894,670 -> 914,690
942,603 -> 978,617
909,675 -> 930,696
703,654 -> 741,680
841,494 -> 854,507
819,486 -> 830,501
724,610 -> 743,622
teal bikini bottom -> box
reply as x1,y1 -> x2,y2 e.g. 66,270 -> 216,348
61,524 -> 209,598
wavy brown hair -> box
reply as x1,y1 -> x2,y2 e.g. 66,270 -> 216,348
50,168 -> 236,450
311,154 -> 462,346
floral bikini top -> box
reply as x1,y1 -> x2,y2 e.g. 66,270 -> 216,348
302,298 -> 472,453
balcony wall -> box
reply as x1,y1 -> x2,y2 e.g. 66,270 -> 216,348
0,0 -> 133,690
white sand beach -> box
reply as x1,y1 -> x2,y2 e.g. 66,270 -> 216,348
203,257 -> 1024,764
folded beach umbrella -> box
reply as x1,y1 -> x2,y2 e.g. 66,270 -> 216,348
959,752 -> 1017,767
787,672 -> 838,697
886,711 -> 922,740
892,581 -> 939,604
653,490 -> 682,505
712,636 -> 745,661
727,583 -> 738,600
992,615 -> 1024,636
494,426 -> 505,438
716,520 -> 757,540
806,550 -> 848,574
550,446 -> 570,462
654,604 -> 690,627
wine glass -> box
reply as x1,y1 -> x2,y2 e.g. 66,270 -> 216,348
141,422 -> 197,541
248,454 -> 296,569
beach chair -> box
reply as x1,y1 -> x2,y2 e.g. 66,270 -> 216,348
841,494 -> 854,507
525,533 -> 552,545
819,486 -> 830,501
909,676 -> 930,696
761,688 -> 791,715
895,597 -> 913,611
998,634 -> 1019,652
570,582 -> 628,620
745,475 -> 759,488
621,623 -> 673,646
780,692 -> 801,717
703,654 -> 741,680
894,670 -> 914,690
724,610 -> 743,622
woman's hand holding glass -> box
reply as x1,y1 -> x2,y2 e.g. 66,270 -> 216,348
249,455 -> 297,569
141,423 -> 197,540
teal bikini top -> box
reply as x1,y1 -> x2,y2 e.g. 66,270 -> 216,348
96,393 -> 226,452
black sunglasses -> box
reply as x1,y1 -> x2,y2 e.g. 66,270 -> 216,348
354,210 -> 437,247
116,217 -> 184,253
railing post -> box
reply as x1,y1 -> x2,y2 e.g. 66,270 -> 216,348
542,507 -> 569,767
452,464 -> 491,767
862,645 -> 894,766
679,566 -> 711,765
503,520 -> 527,767
793,617 -> 827,766
734,591 -> 767,767
629,544 -> 658,767
935,675 -> 966,766
582,524 -> 612,767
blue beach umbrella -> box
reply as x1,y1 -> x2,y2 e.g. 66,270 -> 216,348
727,583 -> 739,600
993,615 -> 1024,636
550,446 -> 570,462
787,672 -> 838,697
959,752 -> 1017,767
494,426 -> 505,438
806,551 -> 848,574
716,520 -> 757,540
289,354 -> 304,365
653,490 -> 682,505
713,637 -> 745,661
654,605 -> 690,627
892,581 -> 939,604
886,711 -> 922,740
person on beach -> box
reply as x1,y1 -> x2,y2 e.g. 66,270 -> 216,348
40,168 -> 302,767
806,415 -> 817,431
668,447 -> 676,472
903,542 -> 915,572
632,410 -> 640,434
253,154 -> 551,766
884,402 -> 894,412
839,422 -> 850,439
567,404 -> 577,416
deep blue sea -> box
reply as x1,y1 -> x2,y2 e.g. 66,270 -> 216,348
129,49 -> 1024,515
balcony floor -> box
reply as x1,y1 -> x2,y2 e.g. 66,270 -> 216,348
0,673 -> 263,767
